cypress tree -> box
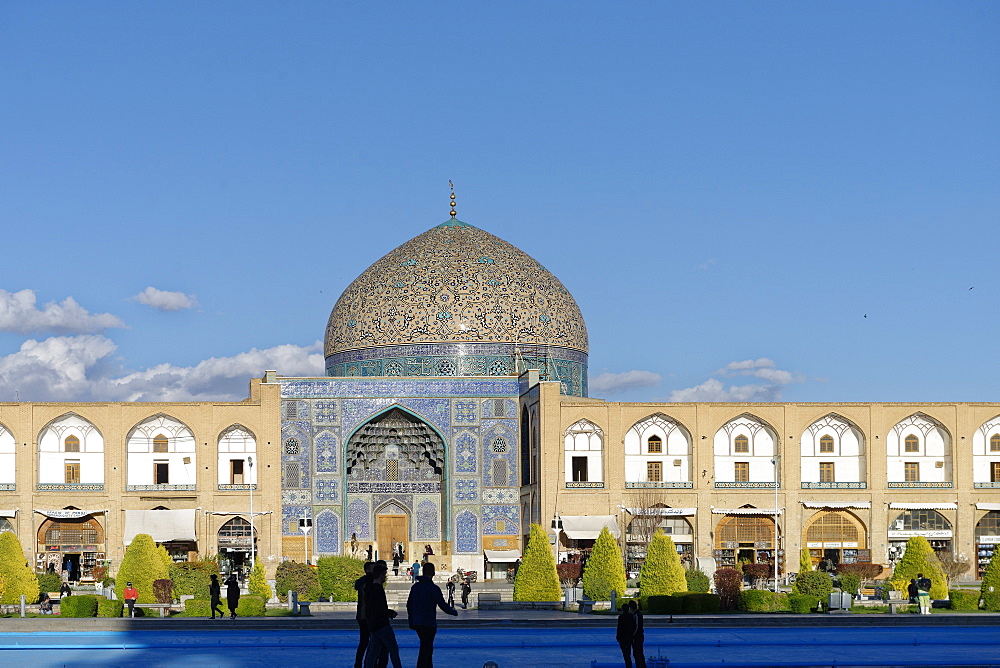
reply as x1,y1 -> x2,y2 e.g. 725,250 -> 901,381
799,548 -> 814,572
890,536 -> 947,599
639,529 -> 687,598
157,544 -> 173,573
581,526 -> 626,600
115,533 -> 168,604
249,559 -> 272,601
980,546 -> 1000,611
0,531 -> 40,604
513,523 -> 561,601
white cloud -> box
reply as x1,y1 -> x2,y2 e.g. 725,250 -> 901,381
131,287 -> 199,311
669,358 -> 804,402
590,370 -> 662,395
0,289 -> 125,334
0,336 -> 324,402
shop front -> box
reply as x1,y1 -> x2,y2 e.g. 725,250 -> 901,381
802,505 -> 870,568
625,507 -> 695,575
974,504 -> 1000,578
712,507 -> 781,571
35,509 -> 107,582
887,503 -> 955,563
123,509 -> 198,562
217,516 -> 257,577
484,549 -> 521,580
554,514 -> 620,565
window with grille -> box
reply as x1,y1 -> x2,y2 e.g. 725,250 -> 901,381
819,435 -> 834,453
492,459 -> 508,486
734,461 -> 750,482
64,435 -> 80,452
976,511 -> 1000,539
44,520 -> 100,545
492,437 -> 508,453
647,435 -> 662,453
903,462 -> 919,482
65,461 -> 80,484
385,459 -> 399,481
904,435 -> 919,452
805,511 -> 861,545
153,434 -> 168,453
284,402 -> 297,419
284,438 -> 300,455
893,509 -> 949,531
715,514 -> 775,547
493,399 -> 506,417
819,462 -> 835,483
283,461 -> 301,488
734,435 -> 749,453
991,434 -> 1000,452
647,461 -> 662,482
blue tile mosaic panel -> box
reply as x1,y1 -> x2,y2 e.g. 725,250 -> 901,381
316,509 -> 340,554
453,400 -> 478,425
313,400 -> 338,425
415,499 -> 440,540
314,430 -> 338,473
454,509 -> 479,554
482,488 -> 518,504
340,398 -> 451,441
315,479 -> 338,503
348,499 -> 370,540
482,420 -> 517,487
282,505 -> 309,536
454,431 -> 477,473
482,505 -> 520,536
455,478 -> 478,502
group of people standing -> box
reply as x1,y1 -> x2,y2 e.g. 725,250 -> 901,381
616,601 -> 646,668
907,573 -> 933,614
354,559 -> 458,668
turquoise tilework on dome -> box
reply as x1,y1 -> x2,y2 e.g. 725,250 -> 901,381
280,378 -> 520,399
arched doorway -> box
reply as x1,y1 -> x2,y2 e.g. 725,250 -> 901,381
625,506 -> 694,574
344,407 -> 445,561
714,511 -> 778,570
217,516 -> 257,577
803,510 -> 868,568
36,512 -> 105,582
975,510 -> 1000,578
888,509 -> 952,562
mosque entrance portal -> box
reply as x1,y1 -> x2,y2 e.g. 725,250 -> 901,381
377,514 -> 408,560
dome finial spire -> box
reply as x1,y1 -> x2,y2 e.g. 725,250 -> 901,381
449,180 -> 457,218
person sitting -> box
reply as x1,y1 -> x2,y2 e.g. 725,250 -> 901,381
38,592 -> 53,614
60,582 -> 72,599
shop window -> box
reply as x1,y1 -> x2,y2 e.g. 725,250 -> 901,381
991,434 -> 1000,452
904,435 -> 919,452
154,461 -> 169,484
65,461 -> 80,484
647,461 -> 662,482
571,457 -> 589,482
64,435 -> 80,452
904,462 -> 919,482
153,434 -> 168,453
819,435 -> 834,453
734,462 -> 749,482
819,462 -> 835,483
230,459 -> 245,484
734,435 -> 749,453
647,435 -> 662,453
992,462 -> 1000,483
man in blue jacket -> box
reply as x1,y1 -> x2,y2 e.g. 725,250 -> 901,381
406,562 -> 458,668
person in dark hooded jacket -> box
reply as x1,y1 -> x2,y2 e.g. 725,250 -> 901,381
406,563 -> 458,667
363,562 -> 402,668
225,573 -> 240,619
354,561 -> 386,668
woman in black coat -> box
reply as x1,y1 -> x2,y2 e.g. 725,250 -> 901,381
225,573 -> 241,619
209,573 -> 223,619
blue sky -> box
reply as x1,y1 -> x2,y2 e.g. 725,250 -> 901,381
1,2 -> 997,403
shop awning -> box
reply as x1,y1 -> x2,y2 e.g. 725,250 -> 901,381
560,515 -> 620,540
711,507 -> 781,515
0,510 -> 16,517
34,509 -> 107,519
624,507 -> 696,516
977,503 -> 1000,511
801,501 -> 871,509
484,549 -> 521,562
124,509 -> 196,545
888,502 -> 957,510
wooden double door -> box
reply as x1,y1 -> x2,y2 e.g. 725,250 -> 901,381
377,514 -> 408,561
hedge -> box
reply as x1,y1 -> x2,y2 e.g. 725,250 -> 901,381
583,527 -> 627,601
170,561 -> 219,599
275,561 -> 321,603
948,590 -> 980,611
789,593 -> 820,613
685,569 -> 710,593
61,595 -> 100,617
792,570 -> 833,599
738,590 -> 790,612
0,532 -> 40,604
184,598 -> 213,617
837,573 -> 862,596
36,573 -> 62,596
639,531 -> 687,598
643,594 -> 684,615
97,599 -> 124,618
682,593 -> 720,613
639,592 -> 719,614
317,556 -> 366,601
115,534 -> 168,604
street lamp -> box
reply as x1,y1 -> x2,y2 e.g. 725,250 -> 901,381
248,456 -> 255,571
772,456 -> 780,590
299,517 -> 313,565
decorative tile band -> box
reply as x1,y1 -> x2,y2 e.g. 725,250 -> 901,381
714,482 -> 779,489
0,484 -> 14,491
887,482 -> 953,488
347,481 -> 441,494
218,484 -> 258,491
801,482 -> 868,489
975,482 -> 1000,488
36,483 -> 105,492
125,484 -> 197,491
625,481 -> 694,489
281,378 -> 520,399
564,481 -> 604,489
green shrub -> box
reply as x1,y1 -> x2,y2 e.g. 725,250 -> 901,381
184,598 -> 212,617
713,567 -> 742,611
60,594 -> 99,617
97,599 -> 124,618
891,536 -> 948,600
981,548 -> 1000,611
115,534 -> 168,604
274,561 -> 321,603
248,560 -> 272,602
642,595 -> 682,614
582,527 -> 627,601
317,556 -> 365,602
685,569 -> 710,593
948,589 -> 979,611
789,593 -> 820,613
793,570 -> 833,599
639,531 -> 687,598
170,561 -> 219,599
837,573 -> 861,596
682,593 -> 720,613
0,532 -> 40,604
799,548 -> 813,573
153,579 -> 173,604
37,573 -> 62,595
235,595 -> 266,617
738,590 -> 790,612
513,524 -> 561,602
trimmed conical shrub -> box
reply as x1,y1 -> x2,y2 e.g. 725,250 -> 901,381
115,534 -> 168,604
981,547 -> 1000,611
513,523 -> 561,601
0,532 -> 40,604
582,526 -> 626,600
799,548 -> 814,573
249,559 -> 272,601
890,536 -> 947,599
639,529 -> 687,598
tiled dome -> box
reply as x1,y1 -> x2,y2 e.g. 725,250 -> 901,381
324,219 -> 588,395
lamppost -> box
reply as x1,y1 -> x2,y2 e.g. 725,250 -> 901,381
550,514 -> 563,563
299,517 -> 313,565
772,456 -> 780,589
248,456 -> 255,571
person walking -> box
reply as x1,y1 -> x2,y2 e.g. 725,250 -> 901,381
354,561 -> 387,668
392,554 -> 400,577
411,560 -> 421,582
460,577 -> 472,609
916,573 -> 932,615
363,562 -> 402,668
209,574 -> 224,619
123,582 -> 139,618
445,577 -> 455,608
406,562 -> 458,668
616,601 -> 638,668
631,601 -> 646,668
225,573 -> 241,619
